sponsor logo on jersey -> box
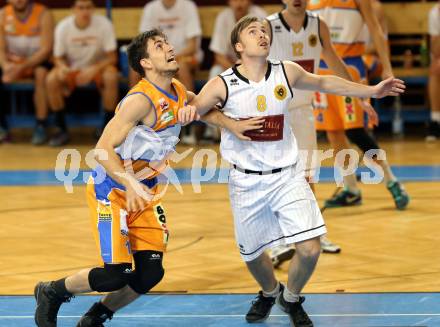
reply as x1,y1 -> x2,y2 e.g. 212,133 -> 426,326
160,111 -> 174,123
158,98 -> 170,112
309,34 -> 318,47
274,84 -> 287,100
230,78 -> 239,86
274,25 -> 282,32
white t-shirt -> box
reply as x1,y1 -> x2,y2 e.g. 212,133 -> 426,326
54,15 -> 117,69
209,6 -> 267,61
139,0 -> 202,55
429,4 -> 440,36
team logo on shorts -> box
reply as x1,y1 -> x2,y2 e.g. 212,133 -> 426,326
344,96 -> 356,122
97,202 -> 112,222
274,85 -> 287,100
309,34 -> 318,47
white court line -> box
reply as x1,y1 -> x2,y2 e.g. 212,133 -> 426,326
1,313 -> 440,319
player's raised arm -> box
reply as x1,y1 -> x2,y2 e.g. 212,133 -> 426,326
190,76 -> 227,115
283,60 -> 405,99
95,94 -> 152,211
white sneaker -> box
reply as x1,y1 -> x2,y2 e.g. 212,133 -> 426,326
268,245 -> 295,268
320,236 -> 341,254
181,133 -> 197,145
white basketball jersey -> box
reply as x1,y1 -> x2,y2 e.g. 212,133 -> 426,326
219,60 -> 298,171
267,12 -> 322,107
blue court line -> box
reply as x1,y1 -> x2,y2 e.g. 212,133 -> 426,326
1,293 -> 439,326
0,165 -> 439,186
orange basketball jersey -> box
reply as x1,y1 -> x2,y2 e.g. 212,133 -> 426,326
307,0 -> 365,58
2,2 -> 46,60
113,77 -> 188,180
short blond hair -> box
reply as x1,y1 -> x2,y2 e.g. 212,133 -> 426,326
230,15 -> 262,59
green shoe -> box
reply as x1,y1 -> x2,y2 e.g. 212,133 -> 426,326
324,189 -> 362,208
387,181 -> 409,210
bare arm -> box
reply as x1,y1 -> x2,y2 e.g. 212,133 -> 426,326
431,35 -> 440,58
214,53 -> 234,70
283,60 -> 404,98
21,9 -> 54,70
365,0 -> 388,54
176,36 -> 198,57
95,94 -> 149,187
91,50 -> 117,71
320,19 -> 352,81
357,0 -> 392,78
0,9 -> 6,68
190,76 -> 227,115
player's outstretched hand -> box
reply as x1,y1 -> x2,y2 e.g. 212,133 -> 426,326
178,105 -> 200,126
359,100 -> 379,127
227,117 -> 265,141
125,180 -> 154,212
372,77 -> 405,98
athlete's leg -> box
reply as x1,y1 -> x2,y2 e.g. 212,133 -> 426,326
46,67 -> 70,146
32,66 -> 49,145
99,65 -> 119,132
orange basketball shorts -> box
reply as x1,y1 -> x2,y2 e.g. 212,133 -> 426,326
87,174 -> 169,265
313,56 -> 367,131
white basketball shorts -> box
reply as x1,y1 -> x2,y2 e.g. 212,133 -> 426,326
288,103 -> 318,179
228,166 -> 326,262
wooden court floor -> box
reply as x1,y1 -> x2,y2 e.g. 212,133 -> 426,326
0,138 -> 439,295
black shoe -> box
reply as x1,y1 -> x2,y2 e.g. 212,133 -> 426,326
426,121 -> 440,141
277,294 -> 313,327
76,302 -> 113,327
34,281 -> 73,327
324,189 -> 361,208
245,284 -> 284,323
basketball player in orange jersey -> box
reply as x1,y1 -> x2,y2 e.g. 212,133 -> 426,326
0,0 -> 53,144
308,0 -> 410,210
34,29 -> 203,327
192,16 -> 404,326
264,0 -> 377,261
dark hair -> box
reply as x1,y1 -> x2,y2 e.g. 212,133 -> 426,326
127,29 -> 166,77
230,15 -> 261,59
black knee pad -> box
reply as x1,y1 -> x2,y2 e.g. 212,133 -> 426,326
345,128 -> 380,154
128,251 -> 164,294
88,263 -> 132,292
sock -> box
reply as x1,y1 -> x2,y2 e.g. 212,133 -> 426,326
91,302 -> 114,317
52,278 -> 72,297
262,282 -> 280,298
54,110 -> 67,132
432,111 -> 440,123
381,162 -> 397,185
283,287 -> 300,303
342,174 -> 359,194
102,110 -> 114,129
36,119 -> 48,128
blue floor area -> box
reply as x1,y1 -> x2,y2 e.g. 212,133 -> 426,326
1,293 -> 439,326
0,165 -> 440,186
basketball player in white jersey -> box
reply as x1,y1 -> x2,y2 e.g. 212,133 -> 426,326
191,16 -> 404,326
264,0 -> 378,264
